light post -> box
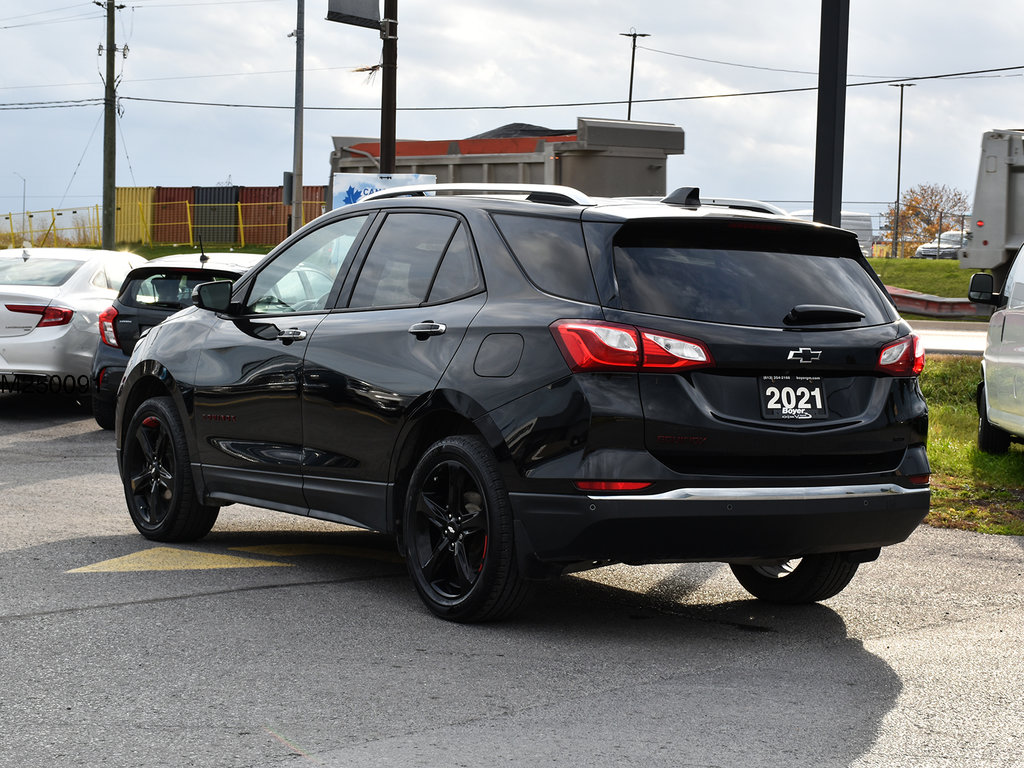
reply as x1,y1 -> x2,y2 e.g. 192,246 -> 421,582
890,82 -> 914,257
619,29 -> 649,121
13,172 -> 26,233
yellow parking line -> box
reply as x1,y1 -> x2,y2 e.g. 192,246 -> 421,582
67,547 -> 294,572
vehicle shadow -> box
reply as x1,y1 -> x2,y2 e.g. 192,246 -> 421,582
5,529 -> 901,768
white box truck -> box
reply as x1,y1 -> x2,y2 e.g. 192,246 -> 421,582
959,129 -> 1024,288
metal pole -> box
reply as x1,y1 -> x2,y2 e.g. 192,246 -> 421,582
890,83 -> 914,258
290,0 -> 305,234
101,0 -> 117,249
380,0 -> 398,174
811,0 -> 849,227
619,30 -> 649,121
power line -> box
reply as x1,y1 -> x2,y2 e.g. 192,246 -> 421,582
3,63 -> 1022,113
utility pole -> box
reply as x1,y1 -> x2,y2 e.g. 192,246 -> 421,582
890,83 -> 914,258
98,0 -> 122,249
380,0 -> 397,174
619,29 -> 649,121
289,0 -> 305,234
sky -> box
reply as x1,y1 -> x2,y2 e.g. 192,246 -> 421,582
3,0 -> 1024,228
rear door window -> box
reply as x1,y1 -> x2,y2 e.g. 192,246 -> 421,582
348,212 -> 480,308
611,221 -> 894,327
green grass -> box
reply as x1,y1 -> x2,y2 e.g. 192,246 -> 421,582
118,243 -> 275,260
920,355 -> 1024,535
867,256 -> 975,298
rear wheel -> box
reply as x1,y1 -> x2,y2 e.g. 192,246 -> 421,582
977,384 -> 1011,454
92,393 -> 116,430
730,553 -> 858,604
121,396 -> 218,541
403,435 -> 531,622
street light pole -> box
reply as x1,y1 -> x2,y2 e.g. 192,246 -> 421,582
619,29 -> 649,121
890,82 -> 914,258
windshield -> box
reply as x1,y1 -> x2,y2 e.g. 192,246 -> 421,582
0,257 -> 83,286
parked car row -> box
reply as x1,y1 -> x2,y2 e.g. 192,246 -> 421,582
31,187 -> 1024,623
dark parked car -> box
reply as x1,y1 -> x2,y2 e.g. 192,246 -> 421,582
91,251 -> 262,428
115,184 -> 930,622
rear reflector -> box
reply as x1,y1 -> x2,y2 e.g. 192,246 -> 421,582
574,480 -> 653,492
907,474 -> 930,486
5,304 -> 74,327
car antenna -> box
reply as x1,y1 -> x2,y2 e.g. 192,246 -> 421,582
198,237 -> 208,265
22,249 -> 30,261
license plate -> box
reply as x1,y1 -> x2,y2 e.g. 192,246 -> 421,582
759,375 -> 828,420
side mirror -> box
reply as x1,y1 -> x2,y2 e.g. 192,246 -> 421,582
968,273 -> 999,305
192,280 -> 234,312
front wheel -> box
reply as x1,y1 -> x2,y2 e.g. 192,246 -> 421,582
403,435 -> 531,622
730,553 -> 859,604
121,396 -> 219,541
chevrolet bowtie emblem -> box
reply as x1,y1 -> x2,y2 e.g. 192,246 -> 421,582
787,347 -> 822,364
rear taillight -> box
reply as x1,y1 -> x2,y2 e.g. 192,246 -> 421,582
5,304 -> 74,327
877,334 -> 925,375
98,306 -> 119,347
550,320 -> 713,373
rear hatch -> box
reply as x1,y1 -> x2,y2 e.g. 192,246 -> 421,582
114,267 -> 239,354
589,216 -> 927,481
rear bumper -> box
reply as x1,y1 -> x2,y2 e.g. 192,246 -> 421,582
510,482 -> 930,565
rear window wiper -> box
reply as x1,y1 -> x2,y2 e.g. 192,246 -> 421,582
784,304 -> 866,325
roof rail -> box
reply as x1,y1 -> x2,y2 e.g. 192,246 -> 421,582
360,183 -> 594,206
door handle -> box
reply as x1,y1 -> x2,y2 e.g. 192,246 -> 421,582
408,321 -> 447,339
277,328 -> 308,343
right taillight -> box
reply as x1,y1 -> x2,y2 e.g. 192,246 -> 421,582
98,306 -> 119,348
877,334 -> 925,376
550,320 -> 713,373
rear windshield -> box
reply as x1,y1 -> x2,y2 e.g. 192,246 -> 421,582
0,258 -> 83,286
612,221 -> 894,327
122,270 -> 235,309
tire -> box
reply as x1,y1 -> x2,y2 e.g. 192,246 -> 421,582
977,384 -> 1011,454
121,396 -> 219,541
730,553 -> 859,604
403,435 -> 531,622
92,393 -> 116,430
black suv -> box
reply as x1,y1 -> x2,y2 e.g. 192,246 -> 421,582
115,184 -> 929,621
91,252 -> 262,428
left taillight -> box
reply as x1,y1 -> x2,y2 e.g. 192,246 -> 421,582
5,304 -> 74,328
877,334 -> 925,376
98,305 -> 119,347
550,320 -> 713,373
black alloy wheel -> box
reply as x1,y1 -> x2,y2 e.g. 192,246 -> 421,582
730,553 -> 859,604
403,436 -> 530,622
122,396 -> 218,541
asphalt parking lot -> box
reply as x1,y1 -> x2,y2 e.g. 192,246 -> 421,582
1,391 -> 1023,768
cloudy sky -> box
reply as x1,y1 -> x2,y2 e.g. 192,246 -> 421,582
3,0 -> 1024,224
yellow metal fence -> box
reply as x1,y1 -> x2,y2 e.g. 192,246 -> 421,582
4,200 -> 325,249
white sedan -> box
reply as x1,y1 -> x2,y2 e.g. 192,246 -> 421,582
1,248 -> 144,392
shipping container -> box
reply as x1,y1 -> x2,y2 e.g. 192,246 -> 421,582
239,186 -> 287,245
116,187 -> 155,244
153,187 -> 195,245
194,186 -> 239,245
